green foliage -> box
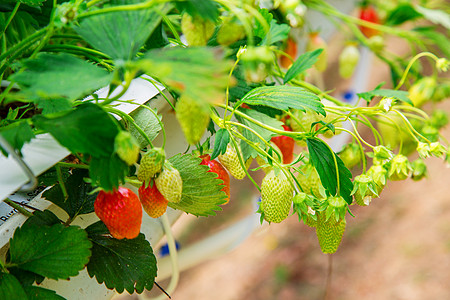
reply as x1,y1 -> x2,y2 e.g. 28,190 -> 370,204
140,47 -> 232,104
237,108 -> 284,160
211,128 -> 230,160
240,86 -> 325,115
256,9 -> 290,45
307,138 -> 353,204
126,105 -> 162,148
32,103 -> 119,157
23,286 -> 65,300
0,120 -> 35,156
86,221 -> 157,294
89,153 -> 129,192
0,273 -> 28,300
168,154 -> 227,216
42,169 -> 97,219
385,3 -> 422,26
11,53 -> 113,103
284,49 -> 323,84
8,222 -> 92,280
175,0 -> 219,21
76,1 -> 171,60
357,88 -> 412,105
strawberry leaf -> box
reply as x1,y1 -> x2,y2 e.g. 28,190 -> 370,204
89,153 -> 129,192
126,105 -> 162,148
76,1 -> 171,60
306,138 -> 353,204
42,169 -> 97,219
284,49 -> 324,84
8,223 -> 92,280
32,103 -> 119,157
11,53 -> 113,101
0,120 -> 35,157
23,286 -> 65,300
175,0 -> 219,21
357,88 -> 412,105
0,273 -> 28,299
211,128 -> 230,160
240,86 -> 325,116
85,221 -> 157,294
168,154 -> 227,216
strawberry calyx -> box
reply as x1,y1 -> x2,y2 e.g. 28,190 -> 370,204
350,174 -> 379,206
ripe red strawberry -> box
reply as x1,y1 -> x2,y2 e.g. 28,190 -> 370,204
200,154 -> 230,204
359,5 -> 380,38
155,161 -> 183,203
138,181 -> 169,218
94,187 -> 142,239
270,125 -> 295,164
260,169 -> 294,223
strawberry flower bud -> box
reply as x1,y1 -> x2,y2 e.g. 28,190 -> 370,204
411,159 -> 427,181
417,142 -> 431,159
367,164 -> 388,194
351,174 -> 379,206
388,154 -> 411,181
373,145 -> 394,165
436,58 -> 449,72
430,142 -> 446,158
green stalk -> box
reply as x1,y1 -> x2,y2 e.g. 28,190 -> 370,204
57,162 -> 90,169
3,198 -> 33,218
78,0 -> 168,19
0,2 -> 20,36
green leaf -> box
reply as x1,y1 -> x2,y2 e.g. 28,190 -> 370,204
86,221 -> 157,294
22,210 -> 61,229
8,224 -> 92,280
254,8 -> 272,39
416,6 -> 450,29
35,98 -> 73,115
228,67 -> 261,102
168,154 -> 227,216
89,153 -> 129,191
17,0 -> 46,5
139,47 -> 232,104
211,128 -> 230,160
76,1 -> 171,60
261,19 -> 290,46
306,138 -> 353,204
23,286 -> 65,300
284,49 -> 323,84
175,0 -> 219,21
42,169 -> 97,219
414,27 -> 450,58
0,120 -> 35,156
7,267 -> 45,287
241,86 -> 325,115
385,3 -> 422,26
11,53 -> 113,101
32,103 -> 119,157
237,108 -> 283,161
357,88 -> 412,105
0,273 -> 28,300
126,105 -> 162,148
38,167 -> 70,187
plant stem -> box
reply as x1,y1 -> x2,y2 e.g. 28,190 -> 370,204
0,2 -> 20,37
56,165 -> 69,200
57,162 -> 90,169
395,52 -> 440,90
78,0 -> 168,19
3,198 -> 33,218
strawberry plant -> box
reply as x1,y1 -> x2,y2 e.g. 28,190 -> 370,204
0,0 -> 449,298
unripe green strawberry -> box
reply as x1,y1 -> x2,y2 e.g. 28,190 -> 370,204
200,154 -> 231,204
218,144 -> 249,180
367,35 -> 384,52
260,169 -> 294,223
240,46 -> 274,82
137,147 -> 165,186
181,13 -> 215,46
409,77 -> 437,107
94,187 -> 142,239
138,181 -> 168,218
114,131 -> 140,166
293,192 -> 317,227
367,164 -> 388,194
338,142 -> 362,169
297,163 -> 325,198
319,100 -> 343,138
315,210 -> 346,254
155,161 -> 183,203
175,95 -> 210,145
429,109 -> 449,129
306,32 -> 327,72
431,82 -> 450,103
351,174 -> 378,206
339,43 -> 360,79
217,17 -> 245,46
377,112 -> 417,155
255,142 -> 283,173
388,154 -> 411,181
290,109 -> 319,146
411,159 -> 427,181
